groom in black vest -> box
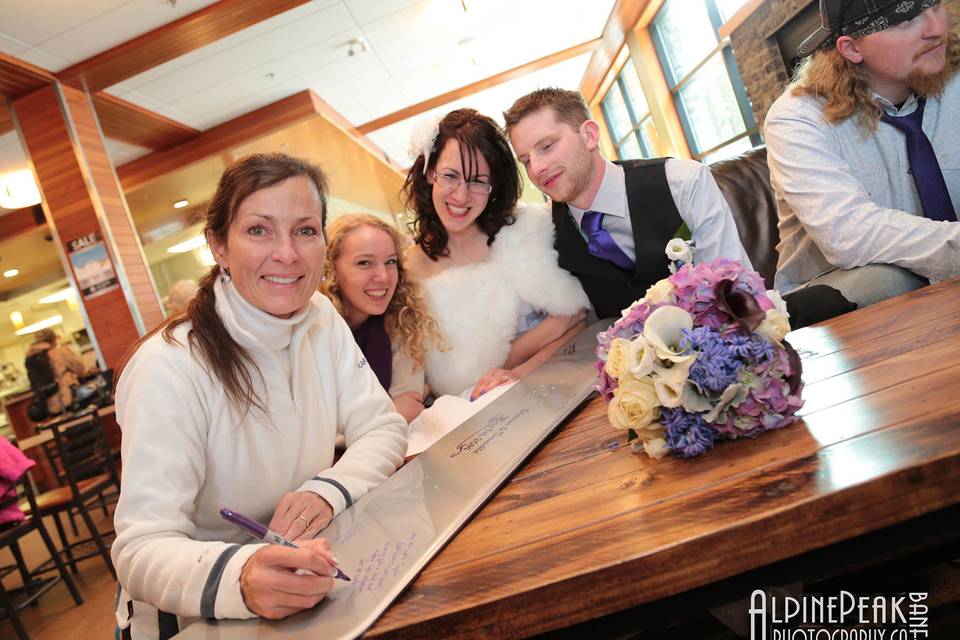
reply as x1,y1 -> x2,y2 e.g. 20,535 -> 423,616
504,87 -> 752,319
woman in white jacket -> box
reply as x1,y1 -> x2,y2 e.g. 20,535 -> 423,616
112,153 -> 407,639
403,109 -> 590,399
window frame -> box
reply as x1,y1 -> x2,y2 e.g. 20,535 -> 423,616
650,0 -> 761,161
600,62 -> 654,161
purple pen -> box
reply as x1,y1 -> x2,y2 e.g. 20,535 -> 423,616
220,507 -> 350,581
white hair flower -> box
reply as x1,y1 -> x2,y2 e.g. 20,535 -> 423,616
407,114 -> 443,174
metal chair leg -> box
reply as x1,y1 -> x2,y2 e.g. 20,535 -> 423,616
51,511 -> 77,574
67,508 -> 79,538
34,514 -> 83,606
78,504 -> 116,580
0,581 -> 30,640
9,541 -> 31,586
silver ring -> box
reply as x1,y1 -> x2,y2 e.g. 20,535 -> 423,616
297,514 -> 311,526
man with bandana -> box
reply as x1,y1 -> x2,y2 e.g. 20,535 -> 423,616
766,0 -> 960,308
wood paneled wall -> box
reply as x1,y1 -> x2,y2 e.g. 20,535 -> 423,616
13,83 -> 163,368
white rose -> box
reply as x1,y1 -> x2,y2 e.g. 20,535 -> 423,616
608,375 -> 660,431
643,279 -> 675,306
604,338 -> 631,380
765,289 -> 788,316
755,308 -> 790,343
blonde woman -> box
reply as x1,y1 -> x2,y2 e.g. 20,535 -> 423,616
320,214 -> 442,423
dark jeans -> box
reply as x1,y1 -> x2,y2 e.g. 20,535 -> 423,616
784,284 -> 858,330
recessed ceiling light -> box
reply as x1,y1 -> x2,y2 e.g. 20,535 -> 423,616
3,269 -> 19,278
39,287 -> 75,304
173,199 -> 189,209
15,314 -> 63,336
0,169 -> 41,209
168,235 -> 207,254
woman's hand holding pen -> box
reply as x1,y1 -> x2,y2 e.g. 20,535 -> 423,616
240,538 -> 337,619
269,491 -> 333,540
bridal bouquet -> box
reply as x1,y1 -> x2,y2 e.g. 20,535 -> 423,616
596,240 -> 804,459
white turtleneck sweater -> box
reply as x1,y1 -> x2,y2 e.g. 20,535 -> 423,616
112,278 -> 407,638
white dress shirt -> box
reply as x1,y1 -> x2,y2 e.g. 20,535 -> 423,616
567,158 -> 753,268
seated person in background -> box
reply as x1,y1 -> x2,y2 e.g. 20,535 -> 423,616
504,88 -> 753,320
403,108 -> 589,400
25,328 -> 87,416
162,278 -> 199,316
766,0 -> 959,309
112,153 -> 407,636
320,213 -> 443,423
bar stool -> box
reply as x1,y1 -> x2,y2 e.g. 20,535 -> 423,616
0,467 -> 84,639
31,409 -> 119,578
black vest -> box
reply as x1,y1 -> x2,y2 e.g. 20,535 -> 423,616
552,159 -> 682,319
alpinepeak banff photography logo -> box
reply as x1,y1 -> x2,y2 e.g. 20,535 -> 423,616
749,590 -> 930,639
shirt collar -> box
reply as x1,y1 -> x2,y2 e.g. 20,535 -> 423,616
875,92 -> 920,117
567,159 -> 627,219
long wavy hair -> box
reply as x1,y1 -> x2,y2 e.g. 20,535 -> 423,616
319,214 -> 443,370
402,109 -> 521,261
791,27 -> 960,130
117,153 -> 328,415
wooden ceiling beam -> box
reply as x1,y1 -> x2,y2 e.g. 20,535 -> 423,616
579,0 -> 660,104
0,102 -> 13,137
0,206 -> 45,244
0,51 -> 56,99
58,0 -> 312,92
357,38 -> 602,134
92,93 -> 199,151
116,90 -> 327,191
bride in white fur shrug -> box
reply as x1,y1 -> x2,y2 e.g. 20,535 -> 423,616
403,109 -> 590,398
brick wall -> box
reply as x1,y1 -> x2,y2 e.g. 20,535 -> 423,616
729,0 -> 811,128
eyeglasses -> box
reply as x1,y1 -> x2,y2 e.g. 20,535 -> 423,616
428,170 -> 493,195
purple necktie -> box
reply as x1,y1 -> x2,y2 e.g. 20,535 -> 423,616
881,97 -> 956,222
580,210 -> 634,271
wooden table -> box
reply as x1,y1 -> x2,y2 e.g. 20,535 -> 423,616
364,278 -> 960,638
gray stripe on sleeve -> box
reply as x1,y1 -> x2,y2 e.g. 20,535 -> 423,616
200,544 -> 242,619
312,477 -> 353,508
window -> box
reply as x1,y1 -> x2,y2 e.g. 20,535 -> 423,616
600,60 -> 660,161
651,0 -> 760,162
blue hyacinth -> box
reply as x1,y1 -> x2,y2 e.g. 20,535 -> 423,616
661,407 -> 717,458
681,326 -> 742,392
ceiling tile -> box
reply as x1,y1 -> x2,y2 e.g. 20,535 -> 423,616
103,136 -> 151,166
104,87 -> 200,129
0,0 -> 131,47
25,0 -> 223,70
125,3 -> 355,103
185,48 -> 382,125
13,46 -> 70,72
343,0 -> 425,24
367,52 -> 592,165
0,31 -> 30,57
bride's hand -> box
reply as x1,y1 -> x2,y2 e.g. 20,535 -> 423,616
470,368 -> 518,401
